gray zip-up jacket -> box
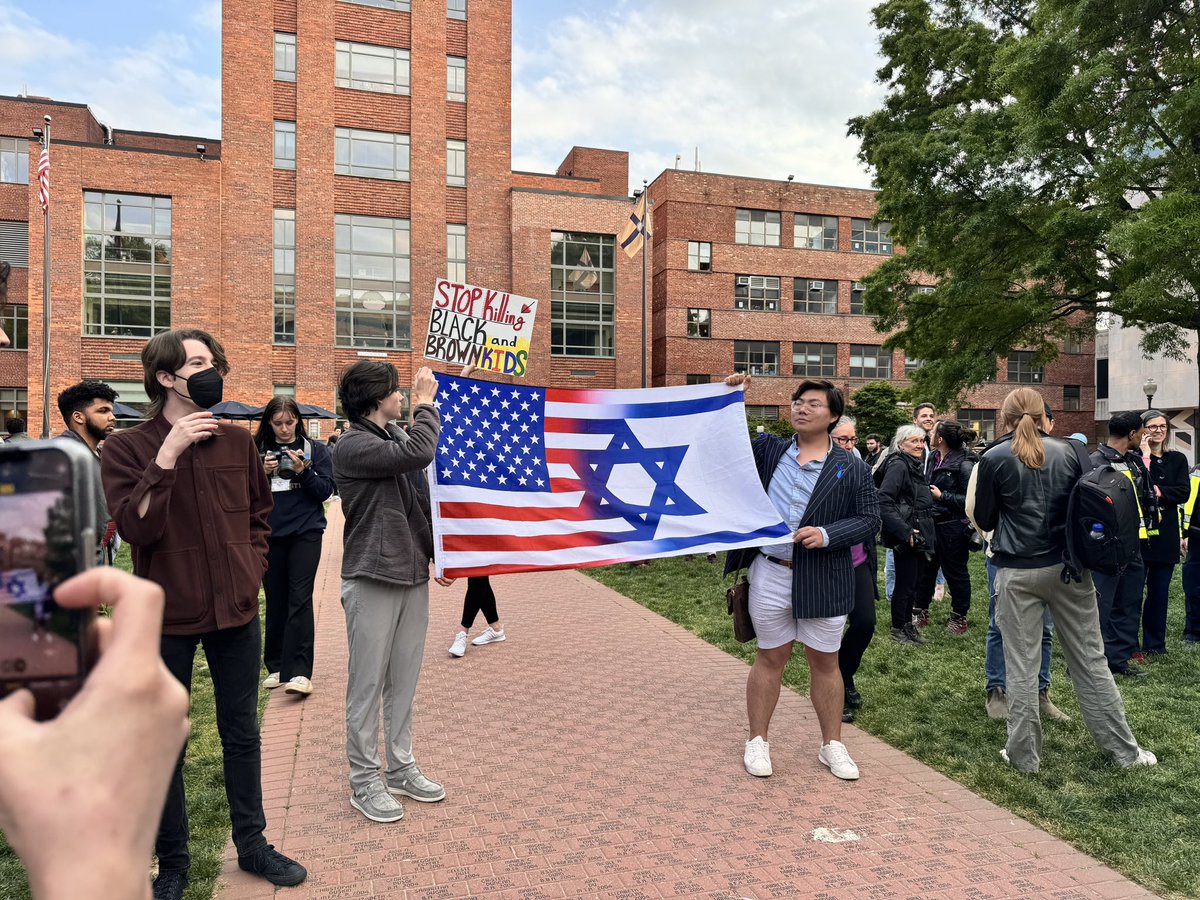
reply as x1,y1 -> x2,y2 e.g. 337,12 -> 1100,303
333,404 -> 440,586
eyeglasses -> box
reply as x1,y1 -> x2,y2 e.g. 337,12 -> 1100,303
791,400 -> 828,410
1144,425 -> 1167,431
832,435 -> 857,445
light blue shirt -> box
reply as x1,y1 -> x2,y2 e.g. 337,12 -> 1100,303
760,439 -> 831,559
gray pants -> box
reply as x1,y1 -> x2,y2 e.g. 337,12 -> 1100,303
342,577 -> 429,793
995,565 -> 1140,772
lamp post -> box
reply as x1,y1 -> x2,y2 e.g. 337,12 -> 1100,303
1143,377 -> 1157,411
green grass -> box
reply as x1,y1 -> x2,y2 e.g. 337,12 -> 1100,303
0,545 -> 268,900
588,553 -> 1200,899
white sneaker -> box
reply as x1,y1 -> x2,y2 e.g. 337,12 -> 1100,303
471,626 -> 506,646
819,740 -> 860,780
263,672 -> 282,690
284,675 -> 313,696
1128,747 -> 1157,767
449,631 -> 467,658
744,736 -> 772,777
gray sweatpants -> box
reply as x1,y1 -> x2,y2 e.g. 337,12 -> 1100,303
342,576 -> 429,793
995,565 -> 1140,772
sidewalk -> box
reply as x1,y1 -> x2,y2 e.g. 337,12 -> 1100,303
215,505 -> 1154,899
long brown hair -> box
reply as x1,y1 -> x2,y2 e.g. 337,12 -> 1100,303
1000,388 -> 1047,469
255,396 -> 307,448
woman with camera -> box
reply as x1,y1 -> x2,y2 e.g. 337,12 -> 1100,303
876,424 -> 936,646
255,397 -> 335,696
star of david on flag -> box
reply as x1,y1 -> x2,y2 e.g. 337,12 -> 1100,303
428,378 -> 790,578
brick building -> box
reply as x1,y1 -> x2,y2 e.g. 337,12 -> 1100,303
0,0 -> 1093,439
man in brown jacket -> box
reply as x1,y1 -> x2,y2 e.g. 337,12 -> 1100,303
101,328 -> 306,900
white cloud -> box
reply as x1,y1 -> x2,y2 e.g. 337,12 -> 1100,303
512,1 -> 885,192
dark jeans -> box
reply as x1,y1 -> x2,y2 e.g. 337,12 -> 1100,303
890,545 -> 927,629
263,531 -> 322,680
158,618 -> 268,874
460,576 -> 499,629
839,562 -> 877,692
1141,562 -> 1174,654
1183,539 -> 1200,641
915,519 -> 973,617
1093,561 -> 1145,672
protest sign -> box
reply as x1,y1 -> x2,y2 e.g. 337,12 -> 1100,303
424,279 -> 538,378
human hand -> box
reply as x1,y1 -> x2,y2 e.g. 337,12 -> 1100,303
459,364 -> 477,378
793,526 -> 825,549
909,532 -> 917,546
413,367 -> 438,406
435,576 -> 456,587
284,449 -> 308,473
263,453 -> 279,476
0,569 -> 189,900
1182,537 -> 1189,557
724,373 -> 752,389
930,485 -> 942,499
157,411 -> 219,469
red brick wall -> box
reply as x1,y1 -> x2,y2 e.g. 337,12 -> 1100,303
0,96 -> 104,144
110,132 -> 220,155
555,147 -> 629,197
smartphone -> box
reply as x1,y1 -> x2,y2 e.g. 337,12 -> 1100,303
0,439 -> 100,719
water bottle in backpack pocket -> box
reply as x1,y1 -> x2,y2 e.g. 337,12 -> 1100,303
1062,458 -> 1142,581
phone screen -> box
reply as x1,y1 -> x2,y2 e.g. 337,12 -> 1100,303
0,446 -> 89,712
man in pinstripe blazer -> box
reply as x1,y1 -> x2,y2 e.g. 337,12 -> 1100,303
725,377 -> 881,781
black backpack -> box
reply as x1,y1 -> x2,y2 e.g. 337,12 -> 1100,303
1061,441 -> 1142,583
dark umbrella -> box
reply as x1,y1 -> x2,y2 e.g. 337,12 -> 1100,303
208,400 -> 264,420
296,403 -> 338,420
111,401 -> 144,419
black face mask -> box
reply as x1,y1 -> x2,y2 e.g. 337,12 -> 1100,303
174,367 -> 224,410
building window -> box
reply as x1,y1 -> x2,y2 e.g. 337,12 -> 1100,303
849,344 -> 891,379
335,214 -> 411,350
0,138 -> 28,185
335,41 -> 410,94
734,275 -> 780,312
851,218 -> 893,255
0,220 -> 29,268
274,33 -> 296,81
745,405 -> 781,420
905,355 -> 924,376
792,342 -> 836,377
335,128 -> 410,181
1063,384 -> 1081,411
958,409 -> 996,443
0,388 -> 29,416
340,0 -> 410,10
447,0 -> 466,19
446,223 -> 466,283
104,381 -> 149,418
550,232 -> 615,357
273,210 -> 296,345
687,241 -> 711,272
1007,351 -> 1043,383
1063,335 -> 1083,354
687,308 -> 710,338
911,285 -> 935,295
793,278 -> 837,314
0,304 -> 28,350
851,281 -> 865,314
274,121 -> 296,170
686,374 -> 710,385
83,192 -> 172,338
446,140 -> 466,187
735,209 -> 781,246
446,56 -> 466,102
734,341 -> 779,377
794,214 -> 837,251
273,384 -> 296,397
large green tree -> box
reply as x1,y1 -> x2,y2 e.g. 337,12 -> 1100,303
848,0 -> 1200,408
849,380 -> 912,445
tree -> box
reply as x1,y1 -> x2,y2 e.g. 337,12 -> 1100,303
848,0 -> 1200,407
848,381 -> 912,446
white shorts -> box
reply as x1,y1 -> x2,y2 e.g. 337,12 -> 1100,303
748,554 -> 847,652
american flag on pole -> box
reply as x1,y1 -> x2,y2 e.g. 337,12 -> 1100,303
617,192 -> 651,259
428,378 -> 790,578
37,144 -> 49,215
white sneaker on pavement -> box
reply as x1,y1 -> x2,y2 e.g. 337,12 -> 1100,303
449,631 -> 467,658
262,672 -> 282,690
819,740 -> 860,780
284,675 -> 313,696
471,626 -> 506,646
744,736 -> 772,777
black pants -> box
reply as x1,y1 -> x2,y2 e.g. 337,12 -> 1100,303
1141,561 -> 1173,655
262,531 -> 322,680
915,520 -> 973,617
461,576 -> 499,629
158,618 -> 268,874
1094,561 -> 1145,671
891,545 -> 927,629
839,562 -> 877,691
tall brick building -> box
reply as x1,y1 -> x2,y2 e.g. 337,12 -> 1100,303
0,0 -> 1093,439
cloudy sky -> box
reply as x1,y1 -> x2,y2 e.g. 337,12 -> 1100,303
1,0 -> 885,190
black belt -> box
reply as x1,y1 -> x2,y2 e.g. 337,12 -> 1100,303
762,553 -> 793,569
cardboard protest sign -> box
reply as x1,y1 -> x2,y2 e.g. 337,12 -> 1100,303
424,279 -> 538,378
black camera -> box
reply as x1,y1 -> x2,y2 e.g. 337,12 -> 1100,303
275,452 -> 298,480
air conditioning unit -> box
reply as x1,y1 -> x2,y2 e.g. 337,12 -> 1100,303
810,280 -> 824,291
853,282 -> 864,291
736,276 -> 750,285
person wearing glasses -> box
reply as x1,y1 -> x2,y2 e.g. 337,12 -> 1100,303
1138,410 -> 1189,658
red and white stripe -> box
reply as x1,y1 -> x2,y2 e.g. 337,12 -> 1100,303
37,145 -> 49,215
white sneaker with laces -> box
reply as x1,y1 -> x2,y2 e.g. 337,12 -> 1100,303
744,736 -> 772,777
449,631 -> 467,658
263,672 -> 282,690
1129,747 -> 1157,767
471,626 -> 506,646
819,740 -> 860,780
284,675 -> 313,696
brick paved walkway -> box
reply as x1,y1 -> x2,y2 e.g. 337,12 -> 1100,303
215,506 -> 1154,899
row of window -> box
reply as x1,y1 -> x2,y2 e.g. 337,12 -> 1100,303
730,341 -> 897,380
274,33 -> 467,103
733,210 -> 893,255
727,275 -> 871,314
332,0 -> 465,18
275,124 -> 466,186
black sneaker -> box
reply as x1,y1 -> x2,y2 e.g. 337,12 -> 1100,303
238,845 -> 307,887
842,705 -> 856,724
890,626 -> 916,645
902,623 -> 928,645
152,871 -> 188,900
845,688 -> 863,709
1112,665 -> 1148,680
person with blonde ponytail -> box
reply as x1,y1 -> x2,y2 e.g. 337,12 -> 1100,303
971,388 -> 1154,773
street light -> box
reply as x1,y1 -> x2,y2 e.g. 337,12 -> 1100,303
1143,377 -> 1157,411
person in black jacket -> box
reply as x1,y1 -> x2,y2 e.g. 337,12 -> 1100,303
915,421 -> 977,635
876,424 -> 935,645
255,397 -> 336,696
1138,410 -> 1189,656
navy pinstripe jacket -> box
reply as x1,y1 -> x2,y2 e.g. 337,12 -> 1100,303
725,435 -> 881,619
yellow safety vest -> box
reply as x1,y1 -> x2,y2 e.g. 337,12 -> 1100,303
1114,466 -> 1152,540
1181,470 -> 1200,536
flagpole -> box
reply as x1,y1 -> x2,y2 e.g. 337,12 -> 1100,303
640,179 -> 648,390
40,115 -> 51,439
